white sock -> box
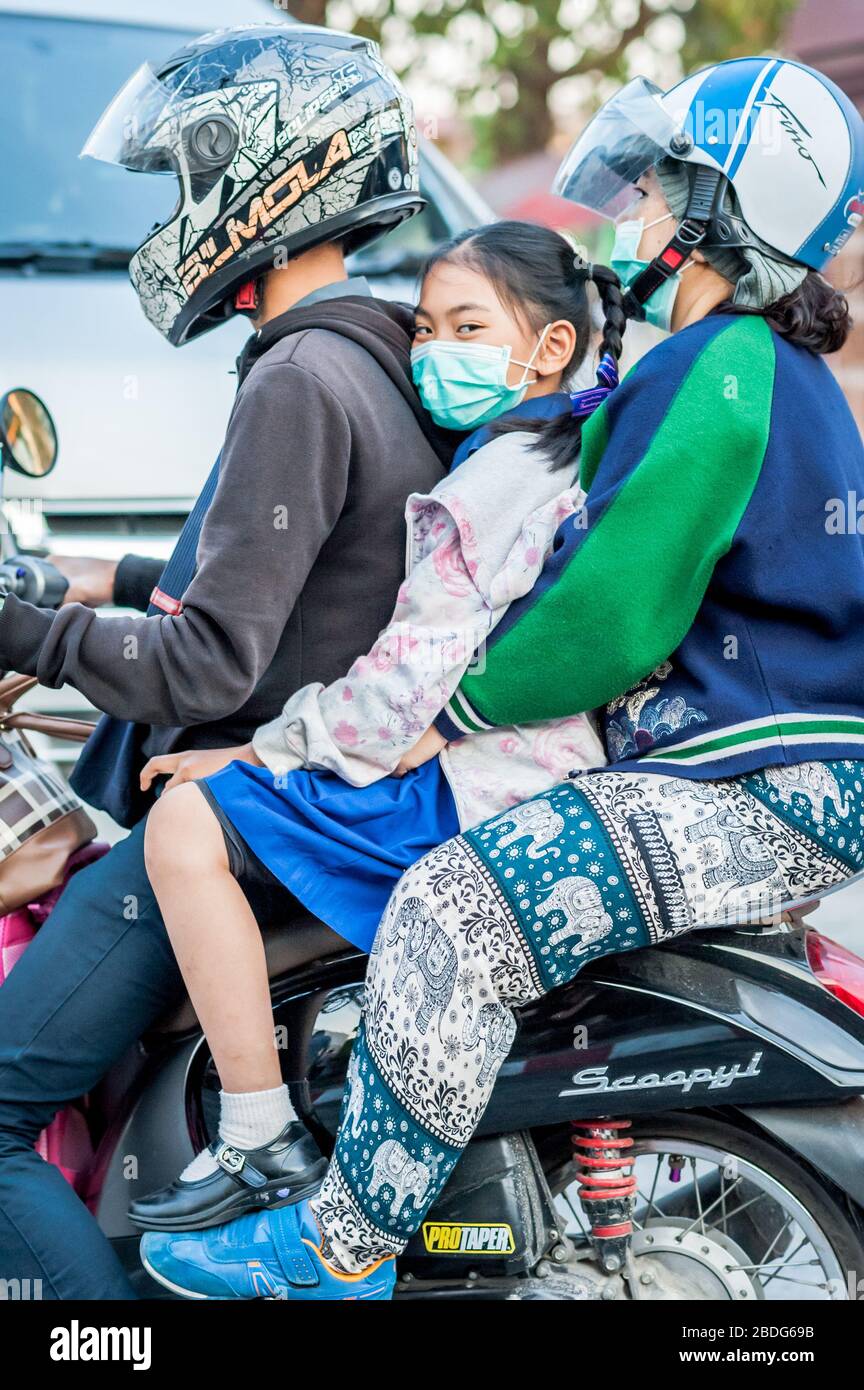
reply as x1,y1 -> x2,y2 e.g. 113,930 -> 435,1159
179,1083 -> 296,1183
220,1083 -> 295,1149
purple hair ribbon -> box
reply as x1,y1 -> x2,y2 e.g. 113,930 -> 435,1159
569,350 -> 619,419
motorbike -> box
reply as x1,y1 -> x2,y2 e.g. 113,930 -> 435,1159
2,387 -> 864,1303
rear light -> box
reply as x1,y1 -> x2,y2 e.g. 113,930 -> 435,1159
805,930 -> 864,1018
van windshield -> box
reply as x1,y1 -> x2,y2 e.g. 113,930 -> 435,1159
0,13 -> 445,270
0,14 -> 193,256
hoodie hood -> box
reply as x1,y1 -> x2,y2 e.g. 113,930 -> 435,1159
238,296 -> 458,467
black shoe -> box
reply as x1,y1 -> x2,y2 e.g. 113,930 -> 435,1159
128,1121 -> 328,1232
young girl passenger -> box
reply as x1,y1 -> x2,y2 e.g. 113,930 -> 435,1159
129,222 -> 627,1233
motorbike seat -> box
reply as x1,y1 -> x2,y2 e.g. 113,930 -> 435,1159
152,912 -> 357,1036
151,867 -> 864,1036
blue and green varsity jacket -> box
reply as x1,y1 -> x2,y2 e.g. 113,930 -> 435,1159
435,310 -> 864,778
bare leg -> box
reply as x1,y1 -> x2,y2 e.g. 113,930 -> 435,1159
144,784 -> 281,1094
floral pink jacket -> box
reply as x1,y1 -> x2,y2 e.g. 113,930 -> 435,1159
252,431 -> 606,828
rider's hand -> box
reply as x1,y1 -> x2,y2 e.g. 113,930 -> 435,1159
140,742 -> 262,793
46,555 -> 118,607
394,725 -> 448,776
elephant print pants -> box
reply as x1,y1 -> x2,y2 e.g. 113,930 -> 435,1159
310,760 -> 864,1272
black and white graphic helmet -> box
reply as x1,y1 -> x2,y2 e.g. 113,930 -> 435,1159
81,24 -> 422,344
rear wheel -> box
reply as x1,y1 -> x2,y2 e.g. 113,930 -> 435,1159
539,1112 -> 864,1301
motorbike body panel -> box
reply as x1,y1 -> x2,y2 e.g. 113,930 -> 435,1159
99,925 -> 864,1264
741,1095 -> 864,1211
298,927 -> 864,1140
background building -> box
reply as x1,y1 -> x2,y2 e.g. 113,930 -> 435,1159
788,0 -> 864,423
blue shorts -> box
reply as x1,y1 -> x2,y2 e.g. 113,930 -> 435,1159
201,758 -> 460,953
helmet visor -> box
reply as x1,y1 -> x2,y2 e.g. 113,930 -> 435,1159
553,77 -> 681,221
80,62 -> 238,175
80,64 -> 178,172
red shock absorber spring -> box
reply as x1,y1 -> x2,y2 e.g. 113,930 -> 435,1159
571,1117 -> 637,1272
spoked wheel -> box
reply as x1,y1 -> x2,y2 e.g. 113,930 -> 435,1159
541,1113 -> 864,1301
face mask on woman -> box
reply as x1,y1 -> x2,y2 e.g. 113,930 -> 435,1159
610,212 -> 694,333
411,325 -> 551,431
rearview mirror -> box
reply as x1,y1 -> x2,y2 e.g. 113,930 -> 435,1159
0,389 -> 58,478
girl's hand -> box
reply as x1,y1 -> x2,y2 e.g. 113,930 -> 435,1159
394,726 -> 448,777
140,742 -> 262,793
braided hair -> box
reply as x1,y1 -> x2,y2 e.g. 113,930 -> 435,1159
420,220 -> 627,471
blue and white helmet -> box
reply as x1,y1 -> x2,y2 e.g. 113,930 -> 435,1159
554,56 -> 864,270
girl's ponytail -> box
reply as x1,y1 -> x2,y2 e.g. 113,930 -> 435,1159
514,259 -> 625,472
590,263 -> 627,363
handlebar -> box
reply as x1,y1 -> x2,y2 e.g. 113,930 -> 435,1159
0,555 -> 69,609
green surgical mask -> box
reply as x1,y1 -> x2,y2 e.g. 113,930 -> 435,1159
610,213 -> 693,333
411,326 -> 550,431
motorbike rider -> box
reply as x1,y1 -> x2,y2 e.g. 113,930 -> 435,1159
138,55 -> 864,1301
0,24 -> 456,1300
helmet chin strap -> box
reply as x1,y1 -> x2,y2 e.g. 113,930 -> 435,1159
234,278 -> 263,314
621,165 -> 725,321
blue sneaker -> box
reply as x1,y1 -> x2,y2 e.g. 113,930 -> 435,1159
139,1198 -> 395,1301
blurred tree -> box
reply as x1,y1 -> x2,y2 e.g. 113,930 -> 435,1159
281,0 -> 329,22
329,0 -> 799,168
